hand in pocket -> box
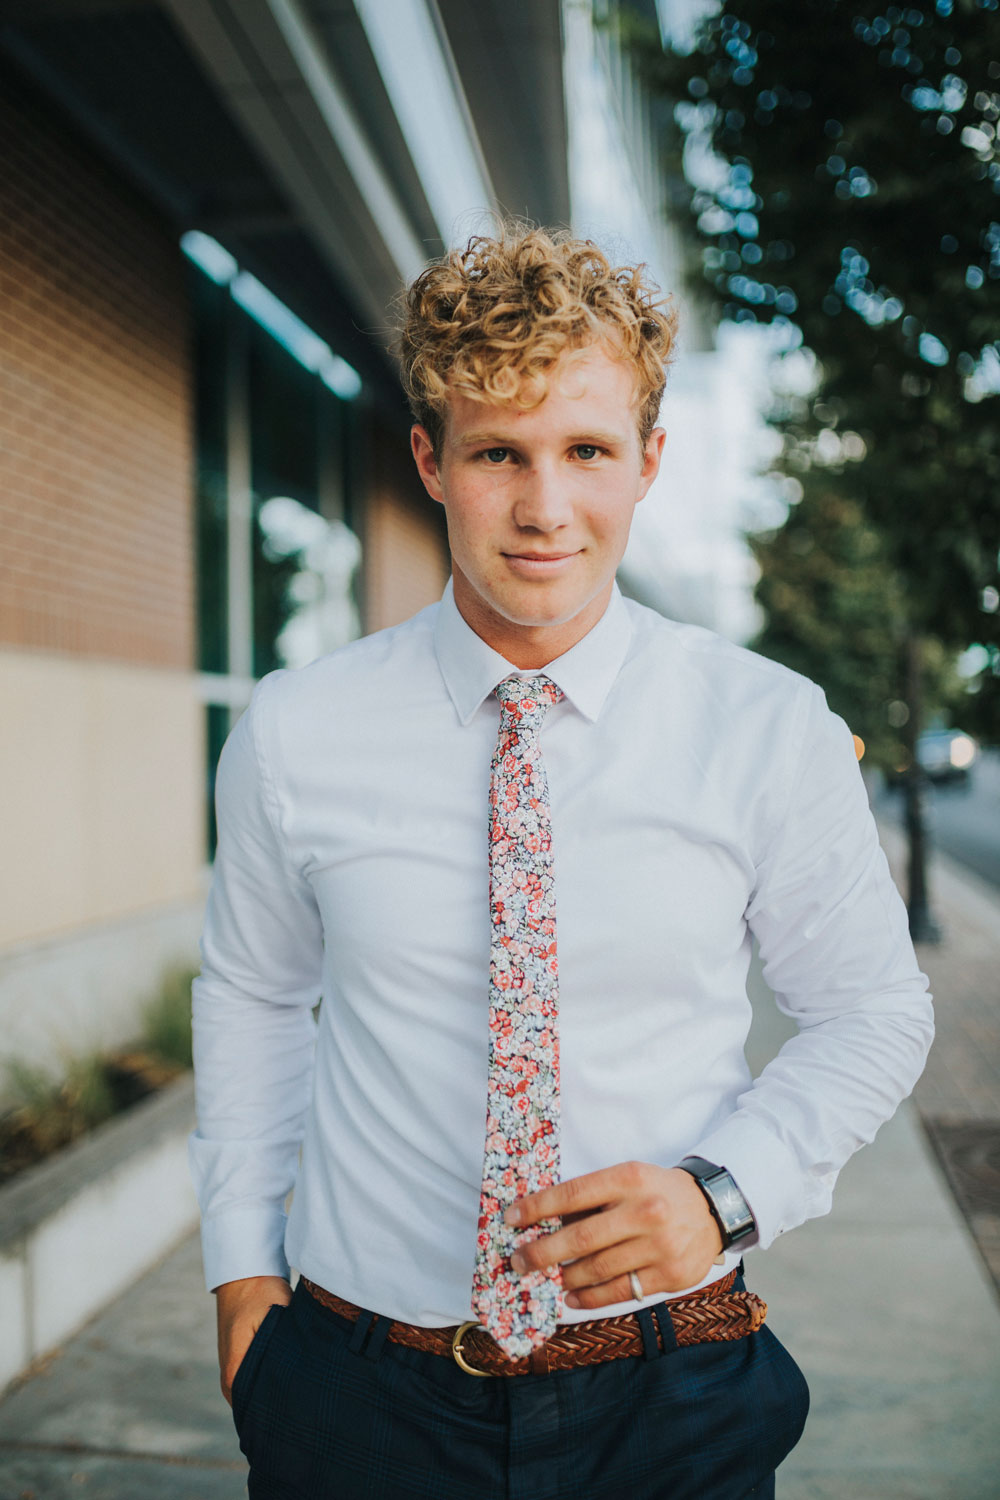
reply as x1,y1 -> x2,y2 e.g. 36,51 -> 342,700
215,1275 -> 293,1407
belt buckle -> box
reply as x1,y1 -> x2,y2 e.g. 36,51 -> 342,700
451,1320 -> 492,1377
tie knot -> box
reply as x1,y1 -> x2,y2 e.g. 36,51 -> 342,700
495,675 -> 563,731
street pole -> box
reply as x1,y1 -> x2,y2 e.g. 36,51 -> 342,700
903,631 -> 942,944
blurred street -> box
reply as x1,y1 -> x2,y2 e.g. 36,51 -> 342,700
874,750 -> 1000,891
1,817 -> 998,1500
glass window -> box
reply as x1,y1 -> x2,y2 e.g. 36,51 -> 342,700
189,264 -> 363,861
191,272 -> 229,675
204,703 -> 231,861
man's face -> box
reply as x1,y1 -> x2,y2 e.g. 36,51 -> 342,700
411,341 -> 665,667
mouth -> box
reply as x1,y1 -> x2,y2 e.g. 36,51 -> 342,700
503,551 -> 580,575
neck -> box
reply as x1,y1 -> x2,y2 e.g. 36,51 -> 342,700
451,578 -> 613,669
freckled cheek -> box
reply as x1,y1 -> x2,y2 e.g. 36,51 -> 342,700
445,509 -> 505,574
470,496 -> 516,541
596,491 -> 639,536
580,505 -> 621,544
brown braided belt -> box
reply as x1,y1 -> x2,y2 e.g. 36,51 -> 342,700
301,1269 -> 767,1377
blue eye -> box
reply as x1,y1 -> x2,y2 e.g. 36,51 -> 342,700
484,448 -> 508,463
575,445 -> 599,460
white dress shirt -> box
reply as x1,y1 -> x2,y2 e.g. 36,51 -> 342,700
190,581 -> 933,1325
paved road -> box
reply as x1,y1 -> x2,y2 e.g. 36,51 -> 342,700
874,748 -> 1000,890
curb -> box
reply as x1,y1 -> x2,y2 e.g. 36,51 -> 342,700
0,1073 -> 198,1393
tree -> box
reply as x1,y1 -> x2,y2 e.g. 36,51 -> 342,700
634,0 -> 1000,936
750,475 -> 963,755
750,481 -> 907,766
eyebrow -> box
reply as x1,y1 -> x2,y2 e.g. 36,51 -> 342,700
455,429 -> 629,449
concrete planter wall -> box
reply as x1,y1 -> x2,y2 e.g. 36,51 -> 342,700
0,1074 -> 199,1392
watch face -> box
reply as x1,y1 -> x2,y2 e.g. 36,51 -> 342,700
711,1172 -> 755,1235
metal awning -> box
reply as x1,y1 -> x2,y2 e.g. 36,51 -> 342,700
0,0 -> 570,391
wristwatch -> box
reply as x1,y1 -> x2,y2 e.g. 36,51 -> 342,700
677,1156 -> 757,1248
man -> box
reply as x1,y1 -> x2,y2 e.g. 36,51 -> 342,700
191,224 -> 933,1499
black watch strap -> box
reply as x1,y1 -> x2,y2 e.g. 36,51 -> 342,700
677,1156 -> 757,1248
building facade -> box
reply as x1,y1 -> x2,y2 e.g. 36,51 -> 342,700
0,0 -> 580,1094
2,0 -> 742,1099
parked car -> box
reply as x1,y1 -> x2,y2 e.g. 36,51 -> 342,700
888,728 -> 979,786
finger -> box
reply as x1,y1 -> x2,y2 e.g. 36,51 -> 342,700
510,1203 -> 637,1276
564,1266 -> 657,1311
505,1161 -> 645,1229
559,1236 -> 657,1295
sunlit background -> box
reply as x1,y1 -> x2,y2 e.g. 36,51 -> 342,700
2,0 -> 999,1416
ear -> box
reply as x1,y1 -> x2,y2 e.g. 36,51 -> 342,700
636,427 -> 666,503
411,425 -> 445,504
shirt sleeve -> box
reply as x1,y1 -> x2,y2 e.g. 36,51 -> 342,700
690,680 -> 934,1249
188,673 -> 324,1291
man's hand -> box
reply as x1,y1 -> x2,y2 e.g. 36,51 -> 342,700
504,1162 -> 724,1310
215,1275 -> 293,1407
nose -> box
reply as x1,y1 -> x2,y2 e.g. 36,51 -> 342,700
511,461 -> 572,532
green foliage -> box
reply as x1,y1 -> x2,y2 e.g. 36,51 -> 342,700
3,1058 -> 56,1119
953,643 -> 1000,737
140,965 -> 196,1070
634,0 -> 1000,735
0,966 -> 196,1185
750,483 -> 906,764
750,481 -> 965,762
3,1052 -> 118,1167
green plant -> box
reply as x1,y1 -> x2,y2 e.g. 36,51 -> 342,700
140,965 -> 196,1070
0,964 -> 198,1186
63,1051 -> 118,1131
1,1050 -> 117,1178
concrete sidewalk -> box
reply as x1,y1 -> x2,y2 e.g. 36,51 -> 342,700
0,1234 -> 242,1500
745,956 -> 1000,1498
1,827 -> 999,1499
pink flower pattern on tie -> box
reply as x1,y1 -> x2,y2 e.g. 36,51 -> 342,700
472,674 -> 564,1358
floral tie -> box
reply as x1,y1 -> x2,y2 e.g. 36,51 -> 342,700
471,674 -> 564,1358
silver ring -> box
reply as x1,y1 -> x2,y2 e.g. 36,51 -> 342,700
629,1270 -> 643,1302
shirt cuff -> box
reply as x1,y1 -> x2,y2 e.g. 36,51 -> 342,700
688,1111 -> 825,1251
199,1206 -> 291,1293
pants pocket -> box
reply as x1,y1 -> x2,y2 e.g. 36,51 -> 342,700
752,1325 -> 811,1472
232,1303 -> 285,1435
629,1324 -> 810,1498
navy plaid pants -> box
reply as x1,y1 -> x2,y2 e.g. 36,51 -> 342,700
231,1273 -> 809,1499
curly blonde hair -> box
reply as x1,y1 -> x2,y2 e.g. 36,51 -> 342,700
399,223 -> 677,456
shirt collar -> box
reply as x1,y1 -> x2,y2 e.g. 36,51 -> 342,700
433,577 -> 633,726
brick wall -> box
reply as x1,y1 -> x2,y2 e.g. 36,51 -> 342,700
363,415 -> 451,633
0,67 -> 194,670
